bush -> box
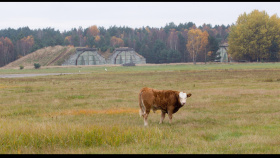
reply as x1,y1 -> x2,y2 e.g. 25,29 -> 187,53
100,46 -> 108,52
34,63 -> 41,69
123,63 -> 135,66
19,65 -> 24,70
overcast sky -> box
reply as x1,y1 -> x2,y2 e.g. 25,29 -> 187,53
1,2 -> 280,32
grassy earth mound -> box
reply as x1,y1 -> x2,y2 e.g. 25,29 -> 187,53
3,45 -> 76,68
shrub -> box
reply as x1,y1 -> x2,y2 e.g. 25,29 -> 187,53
123,63 -> 135,66
101,46 -> 108,52
34,63 -> 41,69
110,47 -> 115,53
19,65 -> 24,70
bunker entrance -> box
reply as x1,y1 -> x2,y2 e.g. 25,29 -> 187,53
115,51 -> 137,64
77,51 -> 102,65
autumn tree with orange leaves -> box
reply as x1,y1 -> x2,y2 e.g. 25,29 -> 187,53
201,30 -> 209,63
187,28 -> 209,64
87,25 -> 100,37
110,36 -> 124,47
64,36 -> 72,46
85,25 -> 100,48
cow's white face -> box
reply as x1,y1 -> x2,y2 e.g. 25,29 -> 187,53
179,92 -> 187,105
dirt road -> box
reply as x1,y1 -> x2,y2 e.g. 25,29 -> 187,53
0,73 -> 76,78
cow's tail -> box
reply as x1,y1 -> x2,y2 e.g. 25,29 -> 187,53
139,91 -> 146,117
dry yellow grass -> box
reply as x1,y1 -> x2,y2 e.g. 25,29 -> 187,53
46,108 -> 140,116
0,63 -> 280,154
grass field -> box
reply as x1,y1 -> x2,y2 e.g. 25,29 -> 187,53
0,62 -> 280,154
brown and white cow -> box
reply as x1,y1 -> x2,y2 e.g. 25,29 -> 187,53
138,87 -> 192,126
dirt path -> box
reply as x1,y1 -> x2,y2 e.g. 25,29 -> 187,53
0,73 -> 78,78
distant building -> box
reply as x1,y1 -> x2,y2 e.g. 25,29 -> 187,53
107,47 -> 146,64
76,48 -> 107,65
215,43 -> 233,62
62,47 -> 146,66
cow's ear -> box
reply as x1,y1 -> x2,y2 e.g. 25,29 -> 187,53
187,93 -> 192,98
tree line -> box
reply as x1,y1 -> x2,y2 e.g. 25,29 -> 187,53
0,22 -> 229,67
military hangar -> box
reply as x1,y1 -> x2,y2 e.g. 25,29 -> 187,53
107,47 -> 146,64
62,48 -> 106,65
62,47 -> 146,66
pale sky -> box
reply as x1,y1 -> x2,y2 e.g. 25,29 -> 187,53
1,2 -> 280,32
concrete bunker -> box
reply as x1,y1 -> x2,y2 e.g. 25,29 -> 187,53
75,48 -> 106,65
63,47 -> 146,65
62,48 -> 106,65
107,47 -> 146,64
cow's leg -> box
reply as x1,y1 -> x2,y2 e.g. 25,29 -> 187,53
159,111 -> 166,124
167,109 -> 173,124
143,113 -> 149,126
168,113 -> 172,124
143,110 -> 150,126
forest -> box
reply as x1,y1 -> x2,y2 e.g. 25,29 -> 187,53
0,21 -> 230,67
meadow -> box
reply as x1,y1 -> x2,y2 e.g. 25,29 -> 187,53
0,62 -> 280,154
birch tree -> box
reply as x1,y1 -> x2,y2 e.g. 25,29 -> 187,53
186,29 -> 208,64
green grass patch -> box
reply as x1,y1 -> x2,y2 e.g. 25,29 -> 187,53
0,123 -> 172,153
